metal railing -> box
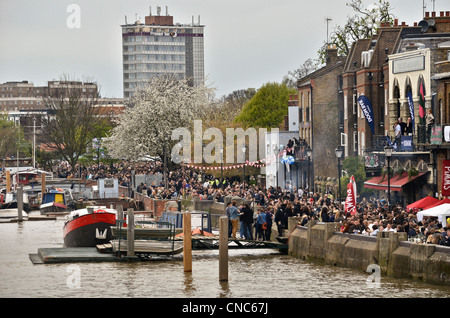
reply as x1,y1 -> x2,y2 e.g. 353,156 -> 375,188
368,126 -> 444,152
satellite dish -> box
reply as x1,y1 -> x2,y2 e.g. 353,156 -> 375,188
418,20 -> 429,33
428,19 -> 437,31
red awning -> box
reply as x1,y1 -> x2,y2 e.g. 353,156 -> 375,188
364,172 -> 427,192
406,196 -> 439,210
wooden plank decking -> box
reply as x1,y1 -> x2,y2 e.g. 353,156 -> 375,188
110,239 -> 184,255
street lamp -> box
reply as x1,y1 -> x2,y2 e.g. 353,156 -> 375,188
384,145 -> 394,212
242,145 -> 246,188
335,146 -> 344,202
306,146 -> 312,192
163,133 -> 169,189
273,145 -> 280,189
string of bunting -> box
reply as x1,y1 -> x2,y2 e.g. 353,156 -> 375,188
184,147 -> 295,171
186,159 -> 267,171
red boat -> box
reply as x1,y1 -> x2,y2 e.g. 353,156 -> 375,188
63,206 -> 118,247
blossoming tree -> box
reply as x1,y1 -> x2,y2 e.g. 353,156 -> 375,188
104,75 -> 212,163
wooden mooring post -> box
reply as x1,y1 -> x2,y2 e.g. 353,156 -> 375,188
219,216 -> 228,281
127,208 -> 134,257
183,212 -> 192,272
6,170 -> 10,193
17,185 -> 23,222
41,172 -> 46,194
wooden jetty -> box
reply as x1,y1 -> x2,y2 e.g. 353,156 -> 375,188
29,208 -> 288,264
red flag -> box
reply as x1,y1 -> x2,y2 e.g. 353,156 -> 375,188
419,81 -> 425,123
345,175 -> 357,215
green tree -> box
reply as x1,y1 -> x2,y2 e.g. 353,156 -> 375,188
340,156 -> 375,199
234,82 -> 296,128
0,115 -> 29,158
317,0 -> 396,64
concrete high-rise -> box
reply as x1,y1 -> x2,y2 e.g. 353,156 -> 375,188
121,7 -> 205,98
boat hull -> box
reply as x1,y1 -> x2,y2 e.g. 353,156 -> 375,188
63,212 -> 116,247
40,202 -> 68,214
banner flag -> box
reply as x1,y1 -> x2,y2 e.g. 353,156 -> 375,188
345,175 -> 357,215
357,95 -> 375,134
407,91 -> 415,133
442,160 -> 450,197
419,81 -> 426,124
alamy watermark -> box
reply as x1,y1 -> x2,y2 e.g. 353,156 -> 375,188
170,120 -> 280,165
66,264 -> 81,289
66,4 -> 81,29
366,264 -> 381,288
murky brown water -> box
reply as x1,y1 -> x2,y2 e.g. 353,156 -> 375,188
0,214 -> 449,298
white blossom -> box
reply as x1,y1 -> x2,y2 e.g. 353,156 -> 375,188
104,75 -> 212,160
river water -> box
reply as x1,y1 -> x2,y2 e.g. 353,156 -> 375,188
1,212 -> 449,299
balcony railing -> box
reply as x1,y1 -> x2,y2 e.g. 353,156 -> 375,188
368,124 -> 449,152
283,145 -> 310,162
417,124 -> 447,146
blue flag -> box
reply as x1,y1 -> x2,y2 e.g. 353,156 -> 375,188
407,91 -> 415,133
357,95 -> 375,135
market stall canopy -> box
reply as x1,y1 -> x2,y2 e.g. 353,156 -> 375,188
417,203 -> 450,226
364,172 -> 427,192
423,197 -> 450,210
406,196 -> 439,210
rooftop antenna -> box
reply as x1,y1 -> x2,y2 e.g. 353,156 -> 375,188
325,17 -> 332,45
125,15 -> 127,24
149,6 -> 152,16
166,6 -> 168,16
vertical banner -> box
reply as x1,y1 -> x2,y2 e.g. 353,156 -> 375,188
406,91 -> 415,133
419,81 -> 426,124
357,95 -> 375,134
345,175 -> 357,215
442,160 -> 450,197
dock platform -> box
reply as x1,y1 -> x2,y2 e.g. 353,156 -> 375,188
29,247 -> 119,264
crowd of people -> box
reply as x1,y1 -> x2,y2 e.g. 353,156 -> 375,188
52,159 -> 450,246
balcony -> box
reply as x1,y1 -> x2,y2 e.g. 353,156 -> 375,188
417,124 -> 450,148
367,124 -> 450,153
283,144 -> 311,162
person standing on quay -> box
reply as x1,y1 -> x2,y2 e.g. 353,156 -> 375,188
265,207 -> 273,241
241,202 -> 254,240
255,208 -> 267,241
275,201 -> 286,237
229,201 -> 239,238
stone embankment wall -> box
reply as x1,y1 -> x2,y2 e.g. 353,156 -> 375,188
288,218 -> 450,286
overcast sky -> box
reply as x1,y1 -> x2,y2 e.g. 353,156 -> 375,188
0,0 -> 440,99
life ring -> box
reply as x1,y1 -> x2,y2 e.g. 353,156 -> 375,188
95,209 -> 106,213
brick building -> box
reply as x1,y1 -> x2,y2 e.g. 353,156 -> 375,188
0,80 -> 99,113
296,45 -> 346,194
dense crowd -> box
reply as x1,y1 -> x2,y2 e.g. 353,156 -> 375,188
53,159 -> 450,246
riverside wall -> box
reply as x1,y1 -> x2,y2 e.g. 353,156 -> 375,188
288,218 -> 450,286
